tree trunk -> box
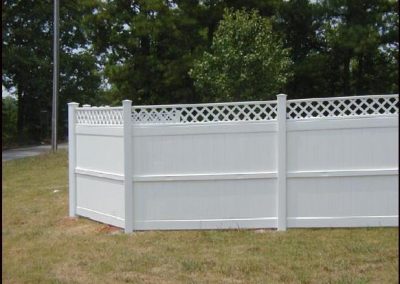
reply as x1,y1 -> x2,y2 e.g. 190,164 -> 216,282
207,23 -> 214,47
356,54 -> 364,95
343,51 -> 351,96
17,89 -> 25,144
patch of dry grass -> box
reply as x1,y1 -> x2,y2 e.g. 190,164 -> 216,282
2,151 -> 398,283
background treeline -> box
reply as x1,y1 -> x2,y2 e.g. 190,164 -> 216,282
2,0 -> 398,147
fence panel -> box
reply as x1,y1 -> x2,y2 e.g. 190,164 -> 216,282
286,117 -> 398,227
71,106 -> 125,228
131,121 -> 278,230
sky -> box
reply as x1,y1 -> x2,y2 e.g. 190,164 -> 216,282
2,85 -> 16,99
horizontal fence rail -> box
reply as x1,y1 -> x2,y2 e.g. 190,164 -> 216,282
68,94 -> 399,233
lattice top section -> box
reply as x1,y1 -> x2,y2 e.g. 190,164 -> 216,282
74,94 -> 398,125
287,95 -> 399,120
76,107 -> 123,125
132,101 -> 278,124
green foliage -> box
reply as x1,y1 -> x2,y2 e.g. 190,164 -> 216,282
275,0 -> 399,98
322,0 -> 399,96
1,0 -> 399,145
84,0 -> 209,105
2,96 -> 18,147
2,0 -> 102,144
190,9 -> 292,102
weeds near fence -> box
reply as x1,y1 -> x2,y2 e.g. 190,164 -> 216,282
2,151 -> 399,283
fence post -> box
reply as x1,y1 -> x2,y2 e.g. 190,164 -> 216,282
68,102 -> 79,217
277,94 -> 287,231
123,100 -> 134,233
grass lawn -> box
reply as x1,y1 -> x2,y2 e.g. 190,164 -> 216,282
2,151 -> 398,283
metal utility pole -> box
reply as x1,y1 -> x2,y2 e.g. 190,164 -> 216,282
51,0 -> 59,152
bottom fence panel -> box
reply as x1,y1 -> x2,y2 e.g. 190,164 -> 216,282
134,218 -> 277,230
131,178 -> 277,230
287,216 -> 398,228
287,174 -> 398,228
76,174 -> 125,228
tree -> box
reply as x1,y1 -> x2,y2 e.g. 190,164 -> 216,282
320,0 -> 399,96
189,8 -> 292,102
84,0 -> 210,105
84,0 -> 284,105
2,0 -> 101,144
274,0 -> 330,99
274,0 -> 398,99
2,96 -> 18,147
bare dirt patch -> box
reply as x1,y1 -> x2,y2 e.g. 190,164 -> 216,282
96,224 -> 122,234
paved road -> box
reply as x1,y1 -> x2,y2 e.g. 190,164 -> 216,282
2,143 -> 68,161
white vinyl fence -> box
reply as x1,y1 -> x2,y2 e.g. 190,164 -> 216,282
68,94 -> 399,233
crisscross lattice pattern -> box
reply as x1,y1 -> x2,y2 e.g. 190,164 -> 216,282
287,95 -> 399,120
76,107 -> 123,125
132,108 -> 181,123
132,102 -> 278,124
74,95 -> 398,125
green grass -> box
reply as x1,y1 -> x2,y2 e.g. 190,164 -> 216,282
2,151 -> 399,283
